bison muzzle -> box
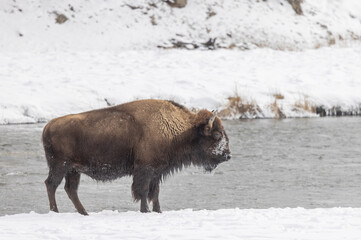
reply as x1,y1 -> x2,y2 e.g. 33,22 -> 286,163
43,99 -> 231,215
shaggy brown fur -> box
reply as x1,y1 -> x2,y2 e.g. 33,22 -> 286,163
43,99 -> 231,215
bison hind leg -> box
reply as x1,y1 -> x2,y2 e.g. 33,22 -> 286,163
45,166 -> 67,213
64,170 -> 88,215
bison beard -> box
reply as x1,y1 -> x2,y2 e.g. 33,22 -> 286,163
43,99 -> 231,215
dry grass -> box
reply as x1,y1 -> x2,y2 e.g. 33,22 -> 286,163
219,95 -> 263,119
269,99 -> 286,119
293,96 -> 316,113
268,92 -> 286,119
273,93 -> 285,100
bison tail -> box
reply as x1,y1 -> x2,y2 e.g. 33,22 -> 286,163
42,122 -> 56,168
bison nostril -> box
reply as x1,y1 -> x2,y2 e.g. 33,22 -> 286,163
227,155 -> 231,160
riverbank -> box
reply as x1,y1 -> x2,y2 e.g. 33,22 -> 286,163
1,47 -> 361,124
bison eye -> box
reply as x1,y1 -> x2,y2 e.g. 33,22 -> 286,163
213,131 -> 222,140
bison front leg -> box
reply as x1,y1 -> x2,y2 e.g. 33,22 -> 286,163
148,180 -> 161,213
132,167 -> 153,213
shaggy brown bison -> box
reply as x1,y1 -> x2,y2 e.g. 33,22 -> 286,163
43,99 -> 231,215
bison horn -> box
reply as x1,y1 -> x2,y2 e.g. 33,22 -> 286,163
208,110 -> 218,129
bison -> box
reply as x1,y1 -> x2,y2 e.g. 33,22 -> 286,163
42,99 -> 231,215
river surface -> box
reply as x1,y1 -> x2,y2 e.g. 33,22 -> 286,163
0,118 -> 361,216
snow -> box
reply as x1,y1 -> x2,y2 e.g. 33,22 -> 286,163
1,47 -> 361,124
1,208 -> 361,240
1,0 -> 361,123
1,0 -> 361,51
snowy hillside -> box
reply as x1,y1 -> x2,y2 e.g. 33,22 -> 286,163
1,208 -> 361,240
1,0 -> 361,51
1,0 -> 361,123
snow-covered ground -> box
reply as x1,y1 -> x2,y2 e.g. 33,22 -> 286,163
1,208 -> 361,240
1,47 -> 361,124
1,0 -> 361,51
1,0 -> 361,123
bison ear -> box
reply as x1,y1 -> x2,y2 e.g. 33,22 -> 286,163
201,110 -> 217,136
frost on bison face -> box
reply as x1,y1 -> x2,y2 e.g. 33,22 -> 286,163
43,99 -> 231,215
195,111 -> 231,172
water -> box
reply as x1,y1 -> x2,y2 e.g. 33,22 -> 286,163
0,118 -> 361,216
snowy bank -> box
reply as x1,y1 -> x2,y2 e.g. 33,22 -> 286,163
1,47 -> 361,124
1,208 -> 361,240
1,0 -> 361,123
1,0 -> 361,51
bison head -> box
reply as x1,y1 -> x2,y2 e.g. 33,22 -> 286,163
194,110 -> 231,172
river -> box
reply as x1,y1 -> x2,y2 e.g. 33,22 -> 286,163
0,118 -> 361,216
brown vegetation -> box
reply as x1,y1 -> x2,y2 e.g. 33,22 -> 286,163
219,93 -> 360,119
273,93 -> 285,100
270,99 -> 286,119
219,95 -> 263,119
268,92 -> 286,119
293,96 -> 316,113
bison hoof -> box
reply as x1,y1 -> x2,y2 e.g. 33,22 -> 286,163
140,206 -> 151,213
153,206 -> 162,213
79,210 -> 89,216
140,209 -> 151,213
50,207 -> 59,213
